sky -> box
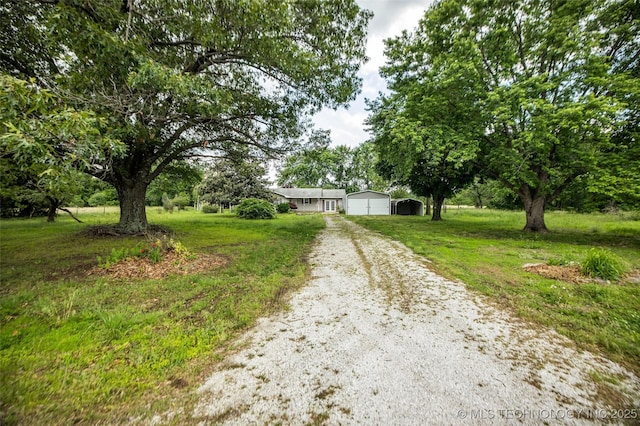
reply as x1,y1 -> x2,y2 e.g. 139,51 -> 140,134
312,0 -> 432,148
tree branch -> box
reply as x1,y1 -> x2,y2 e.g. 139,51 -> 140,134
58,207 -> 83,223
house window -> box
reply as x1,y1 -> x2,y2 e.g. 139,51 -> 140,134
303,198 -> 310,204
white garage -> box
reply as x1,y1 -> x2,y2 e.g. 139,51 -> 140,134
346,190 -> 391,215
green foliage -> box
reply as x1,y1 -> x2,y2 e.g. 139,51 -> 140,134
87,189 -> 118,207
201,204 -> 219,214
0,211 -> 325,423
197,158 -> 273,208
145,161 -> 202,207
1,0 -> 371,232
171,193 -> 191,210
161,193 -> 174,213
237,198 -> 276,220
97,247 -> 135,269
0,75 -> 124,220
582,249 -> 627,282
276,202 -> 291,214
278,133 -> 387,192
371,0 -> 639,230
96,236 -> 192,268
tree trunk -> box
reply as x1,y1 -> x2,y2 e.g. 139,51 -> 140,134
425,197 -> 431,217
46,204 -> 57,222
46,196 -> 60,222
432,194 -> 445,221
115,179 -> 149,234
521,191 -> 548,233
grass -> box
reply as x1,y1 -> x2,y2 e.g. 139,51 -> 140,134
2,207 -> 639,423
348,209 -> 640,375
0,208 -> 325,425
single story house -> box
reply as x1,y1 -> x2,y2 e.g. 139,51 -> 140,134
392,198 -> 424,216
270,188 -> 346,213
346,190 -> 391,215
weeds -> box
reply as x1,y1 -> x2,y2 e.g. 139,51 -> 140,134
96,235 -> 193,268
582,248 -> 626,282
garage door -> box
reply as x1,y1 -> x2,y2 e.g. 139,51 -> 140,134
348,198 -> 369,215
368,198 -> 390,215
347,197 -> 389,215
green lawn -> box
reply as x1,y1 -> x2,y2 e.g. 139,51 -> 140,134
348,209 -> 640,376
2,208 -> 639,424
0,209 -> 325,425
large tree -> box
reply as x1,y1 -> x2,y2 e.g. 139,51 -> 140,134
2,0 -> 371,233
277,131 -> 385,192
197,158 -> 272,208
371,0 -> 638,231
366,34 -> 483,220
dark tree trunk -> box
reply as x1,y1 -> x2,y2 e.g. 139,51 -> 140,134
46,196 -> 61,222
425,197 -> 431,217
431,194 -> 445,221
521,189 -> 548,233
115,179 -> 150,234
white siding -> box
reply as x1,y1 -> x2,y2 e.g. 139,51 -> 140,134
346,191 -> 391,215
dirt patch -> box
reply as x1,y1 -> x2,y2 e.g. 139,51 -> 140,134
524,263 -> 640,285
523,263 -> 589,284
88,252 -> 227,280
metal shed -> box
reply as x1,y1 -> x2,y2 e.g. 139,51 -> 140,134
392,198 -> 424,216
346,190 -> 390,215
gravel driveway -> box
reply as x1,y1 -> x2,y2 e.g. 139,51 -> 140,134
194,215 -> 640,425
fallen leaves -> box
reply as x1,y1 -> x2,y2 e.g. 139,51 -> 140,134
89,252 -> 227,280
523,263 -> 590,284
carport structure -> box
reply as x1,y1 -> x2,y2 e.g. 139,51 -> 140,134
392,198 -> 424,216
346,190 -> 390,215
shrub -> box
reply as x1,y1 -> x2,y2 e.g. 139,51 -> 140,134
172,193 -> 191,210
276,202 -> 291,214
202,204 -> 219,213
582,248 -> 626,281
161,193 -> 174,213
88,190 -> 117,207
237,198 -> 276,219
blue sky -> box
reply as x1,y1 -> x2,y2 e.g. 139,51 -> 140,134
312,0 -> 431,148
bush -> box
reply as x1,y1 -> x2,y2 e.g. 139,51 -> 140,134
161,193 -> 174,213
582,248 -> 626,281
237,198 -> 276,219
276,202 -> 291,214
88,190 -> 118,207
202,204 -> 219,214
172,193 -> 191,210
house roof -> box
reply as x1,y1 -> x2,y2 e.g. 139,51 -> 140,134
271,188 -> 346,199
392,198 -> 424,204
346,190 -> 390,198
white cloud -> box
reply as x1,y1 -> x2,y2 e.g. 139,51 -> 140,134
312,0 -> 431,148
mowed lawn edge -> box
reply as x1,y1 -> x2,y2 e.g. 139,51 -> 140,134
347,209 -> 640,377
0,210 -> 325,425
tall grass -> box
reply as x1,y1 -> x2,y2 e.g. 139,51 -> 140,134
0,209 -> 324,425
349,209 -> 640,374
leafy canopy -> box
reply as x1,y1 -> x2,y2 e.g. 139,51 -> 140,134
1,0 -> 372,231
197,158 -> 272,207
278,130 -> 385,192
368,0 -> 639,228
0,74 -> 124,218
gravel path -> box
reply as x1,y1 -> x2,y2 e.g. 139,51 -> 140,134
194,215 -> 640,425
